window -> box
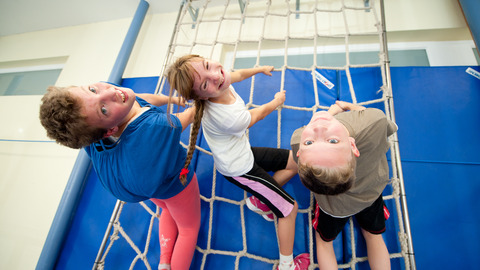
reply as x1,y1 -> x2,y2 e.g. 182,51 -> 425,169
232,49 -> 429,69
226,41 -> 476,69
0,58 -> 65,96
473,48 -> 480,65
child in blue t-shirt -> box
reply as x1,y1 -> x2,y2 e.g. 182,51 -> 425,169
39,82 -> 200,270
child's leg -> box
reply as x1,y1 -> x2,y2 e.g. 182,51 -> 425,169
228,163 -> 308,269
312,202 -> 348,270
277,203 -> 311,270
151,175 -> 201,270
251,147 -> 297,186
277,200 -> 298,255
355,195 -> 390,270
272,150 -> 298,186
230,164 -> 295,220
361,229 -> 391,270
165,175 -> 201,270
247,147 -> 296,221
315,232 -> 338,270
149,199 -> 178,266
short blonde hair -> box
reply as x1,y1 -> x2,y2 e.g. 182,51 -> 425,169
39,86 -> 106,149
297,152 -> 357,195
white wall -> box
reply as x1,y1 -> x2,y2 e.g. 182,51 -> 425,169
0,0 -> 474,269
0,12 -> 178,269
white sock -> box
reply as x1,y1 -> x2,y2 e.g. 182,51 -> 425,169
158,263 -> 171,270
278,253 -> 294,270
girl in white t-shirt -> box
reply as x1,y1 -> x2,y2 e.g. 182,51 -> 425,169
166,54 -> 309,270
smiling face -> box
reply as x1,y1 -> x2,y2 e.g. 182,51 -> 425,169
189,58 -> 232,100
298,111 -> 359,168
69,82 -> 136,135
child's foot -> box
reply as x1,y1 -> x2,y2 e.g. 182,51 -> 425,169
277,253 -> 310,270
246,196 -> 274,221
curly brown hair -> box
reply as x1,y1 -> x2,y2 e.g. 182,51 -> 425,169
39,86 -> 107,149
166,54 -> 205,185
297,153 -> 357,195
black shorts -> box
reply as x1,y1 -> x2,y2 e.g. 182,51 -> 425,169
251,147 -> 290,171
224,147 -> 295,218
313,195 -> 387,242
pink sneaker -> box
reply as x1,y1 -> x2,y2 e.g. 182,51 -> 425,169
246,196 -> 274,221
292,253 -> 310,270
277,253 -> 310,270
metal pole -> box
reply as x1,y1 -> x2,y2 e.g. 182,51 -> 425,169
92,200 -> 123,270
109,0 -> 150,84
458,0 -> 480,56
379,0 -> 416,269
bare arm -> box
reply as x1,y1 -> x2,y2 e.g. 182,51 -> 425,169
175,106 -> 196,131
327,100 -> 366,116
230,66 -> 274,83
137,93 -> 185,107
336,101 -> 366,111
248,90 -> 285,128
327,103 -> 344,116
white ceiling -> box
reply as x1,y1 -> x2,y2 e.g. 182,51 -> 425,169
0,0 -> 185,37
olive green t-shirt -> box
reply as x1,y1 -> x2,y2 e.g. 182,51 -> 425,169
291,108 -> 398,217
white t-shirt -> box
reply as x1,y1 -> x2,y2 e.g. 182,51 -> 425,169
202,86 -> 254,176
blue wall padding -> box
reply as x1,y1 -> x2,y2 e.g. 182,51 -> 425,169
55,66 -> 480,270
55,166 -> 117,269
391,66 -> 480,270
393,67 -> 480,163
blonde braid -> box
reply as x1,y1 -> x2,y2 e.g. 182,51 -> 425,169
180,100 -> 205,185
166,54 -> 204,185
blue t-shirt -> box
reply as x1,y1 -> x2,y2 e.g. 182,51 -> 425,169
84,97 -> 193,203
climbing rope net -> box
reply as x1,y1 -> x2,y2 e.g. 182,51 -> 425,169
94,0 -> 415,269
